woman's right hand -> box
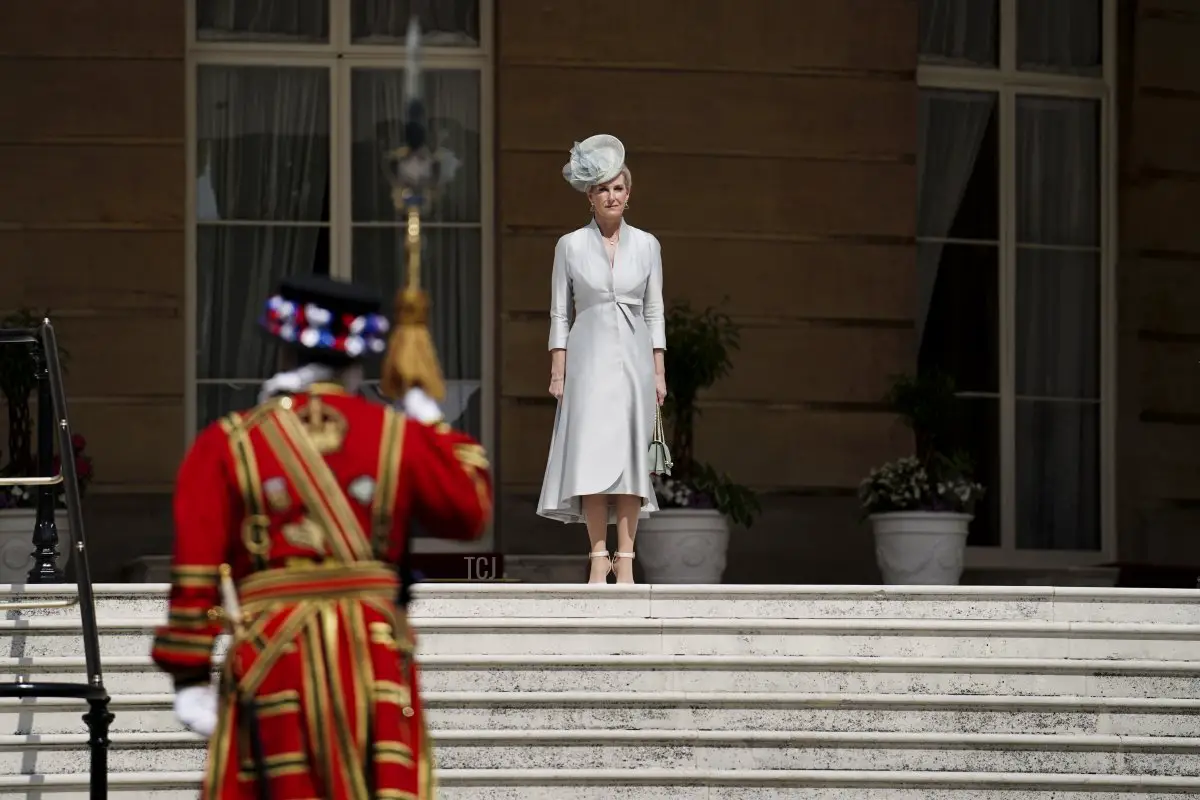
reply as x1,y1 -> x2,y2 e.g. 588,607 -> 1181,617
549,374 -> 565,400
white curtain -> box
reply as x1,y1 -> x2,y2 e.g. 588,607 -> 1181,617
195,65 -> 330,427
1014,97 -> 1101,550
916,90 -> 996,349
349,67 -> 483,435
351,0 -> 480,46
919,0 -> 998,66
196,0 -> 327,42
1017,0 -> 1103,75
197,0 -> 481,46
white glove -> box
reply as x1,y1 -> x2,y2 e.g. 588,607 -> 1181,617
174,683 -> 218,737
403,387 -> 443,424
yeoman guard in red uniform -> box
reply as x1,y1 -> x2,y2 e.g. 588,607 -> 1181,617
151,274 -> 492,799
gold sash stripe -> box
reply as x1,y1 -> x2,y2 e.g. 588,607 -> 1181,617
371,407 -> 405,556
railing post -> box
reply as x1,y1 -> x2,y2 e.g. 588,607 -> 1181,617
83,695 -> 114,800
28,341 -> 63,583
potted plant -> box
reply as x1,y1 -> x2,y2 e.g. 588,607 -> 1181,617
0,308 -> 85,580
639,301 -> 760,584
858,371 -> 985,585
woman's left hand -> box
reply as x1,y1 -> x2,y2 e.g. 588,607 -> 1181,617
655,373 -> 667,407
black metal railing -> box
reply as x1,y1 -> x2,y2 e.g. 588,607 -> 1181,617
0,320 -> 112,798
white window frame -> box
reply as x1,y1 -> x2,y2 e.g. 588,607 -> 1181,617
183,1 -> 495,554
917,0 -> 1118,568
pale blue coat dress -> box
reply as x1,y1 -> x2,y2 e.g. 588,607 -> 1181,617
536,219 -> 666,524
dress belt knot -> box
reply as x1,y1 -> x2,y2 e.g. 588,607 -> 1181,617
577,292 -> 643,315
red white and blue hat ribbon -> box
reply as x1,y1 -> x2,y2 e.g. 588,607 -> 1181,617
260,295 -> 390,357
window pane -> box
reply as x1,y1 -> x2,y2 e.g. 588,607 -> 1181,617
948,398 -> 1001,548
352,225 -> 482,366
353,226 -> 483,436
1016,250 -> 1099,400
196,383 -> 262,430
918,90 -> 998,241
351,69 -> 481,223
917,243 -> 999,394
1016,96 -> 1100,248
196,0 -> 328,43
1018,0 -> 1103,76
1016,401 -> 1100,550
195,224 -> 327,381
197,66 -> 331,222
919,0 -> 998,67
351,0 -> 480,47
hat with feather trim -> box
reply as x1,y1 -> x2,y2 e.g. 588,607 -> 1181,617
562,134 -> 626,192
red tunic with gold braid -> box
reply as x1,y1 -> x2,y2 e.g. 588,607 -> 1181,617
150,384 -> 492,800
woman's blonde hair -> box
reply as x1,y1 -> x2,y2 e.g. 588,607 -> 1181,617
587,165 -> 632,197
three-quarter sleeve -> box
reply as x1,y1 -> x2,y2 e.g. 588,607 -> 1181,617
548,235 -> 572,350
644,235 -> 667,350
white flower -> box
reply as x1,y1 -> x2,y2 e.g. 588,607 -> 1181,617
299,328 -> 321,348
305,304 -> 331,326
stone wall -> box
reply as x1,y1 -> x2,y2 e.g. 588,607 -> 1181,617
0,1 -> 185,578
1119,0 -> 1200,564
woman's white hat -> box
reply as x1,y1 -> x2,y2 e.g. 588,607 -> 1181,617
562,134 -> 626,192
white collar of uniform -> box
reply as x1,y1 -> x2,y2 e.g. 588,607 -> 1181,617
258,363 -> 363,404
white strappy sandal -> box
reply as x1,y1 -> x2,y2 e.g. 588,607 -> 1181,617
588,550 -> 613,585
612,551 -> 636,585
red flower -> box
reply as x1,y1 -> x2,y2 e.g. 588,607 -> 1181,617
71,434 -> 87,452
75,456 -> 93,480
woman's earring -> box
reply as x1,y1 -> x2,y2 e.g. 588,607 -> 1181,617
623,202 -> 629,210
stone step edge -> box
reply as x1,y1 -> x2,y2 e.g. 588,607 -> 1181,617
6,653 -> 1200,675
8,617 -> 1200,637
10,583 -> 1200,602
3,769 -> 1200,791
6,691 -> 1200,714
8,729 -> 1200,751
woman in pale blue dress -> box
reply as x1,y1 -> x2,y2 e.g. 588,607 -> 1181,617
536,135 -> 668,584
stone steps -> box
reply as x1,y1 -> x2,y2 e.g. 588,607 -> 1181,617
6,729 -> 1200,775
1,769 -> 1200,799
7,616 -> 1200,660
7,654 -> 1200,698
7,690 -> 1200,736
2,583 -> 1199,797
9,583 -> 1200,623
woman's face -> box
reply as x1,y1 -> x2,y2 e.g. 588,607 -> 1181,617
588,174 -> 629,224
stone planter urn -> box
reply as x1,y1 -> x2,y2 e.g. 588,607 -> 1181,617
637,508 -> 730,584
870,511 -> 971,585
0,509 -> 71,583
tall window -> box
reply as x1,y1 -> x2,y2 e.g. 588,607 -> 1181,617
918,0 -> 1114,564
187,0 -> 491,447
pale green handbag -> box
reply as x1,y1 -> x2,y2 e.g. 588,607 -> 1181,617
649,407 -> 673,476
